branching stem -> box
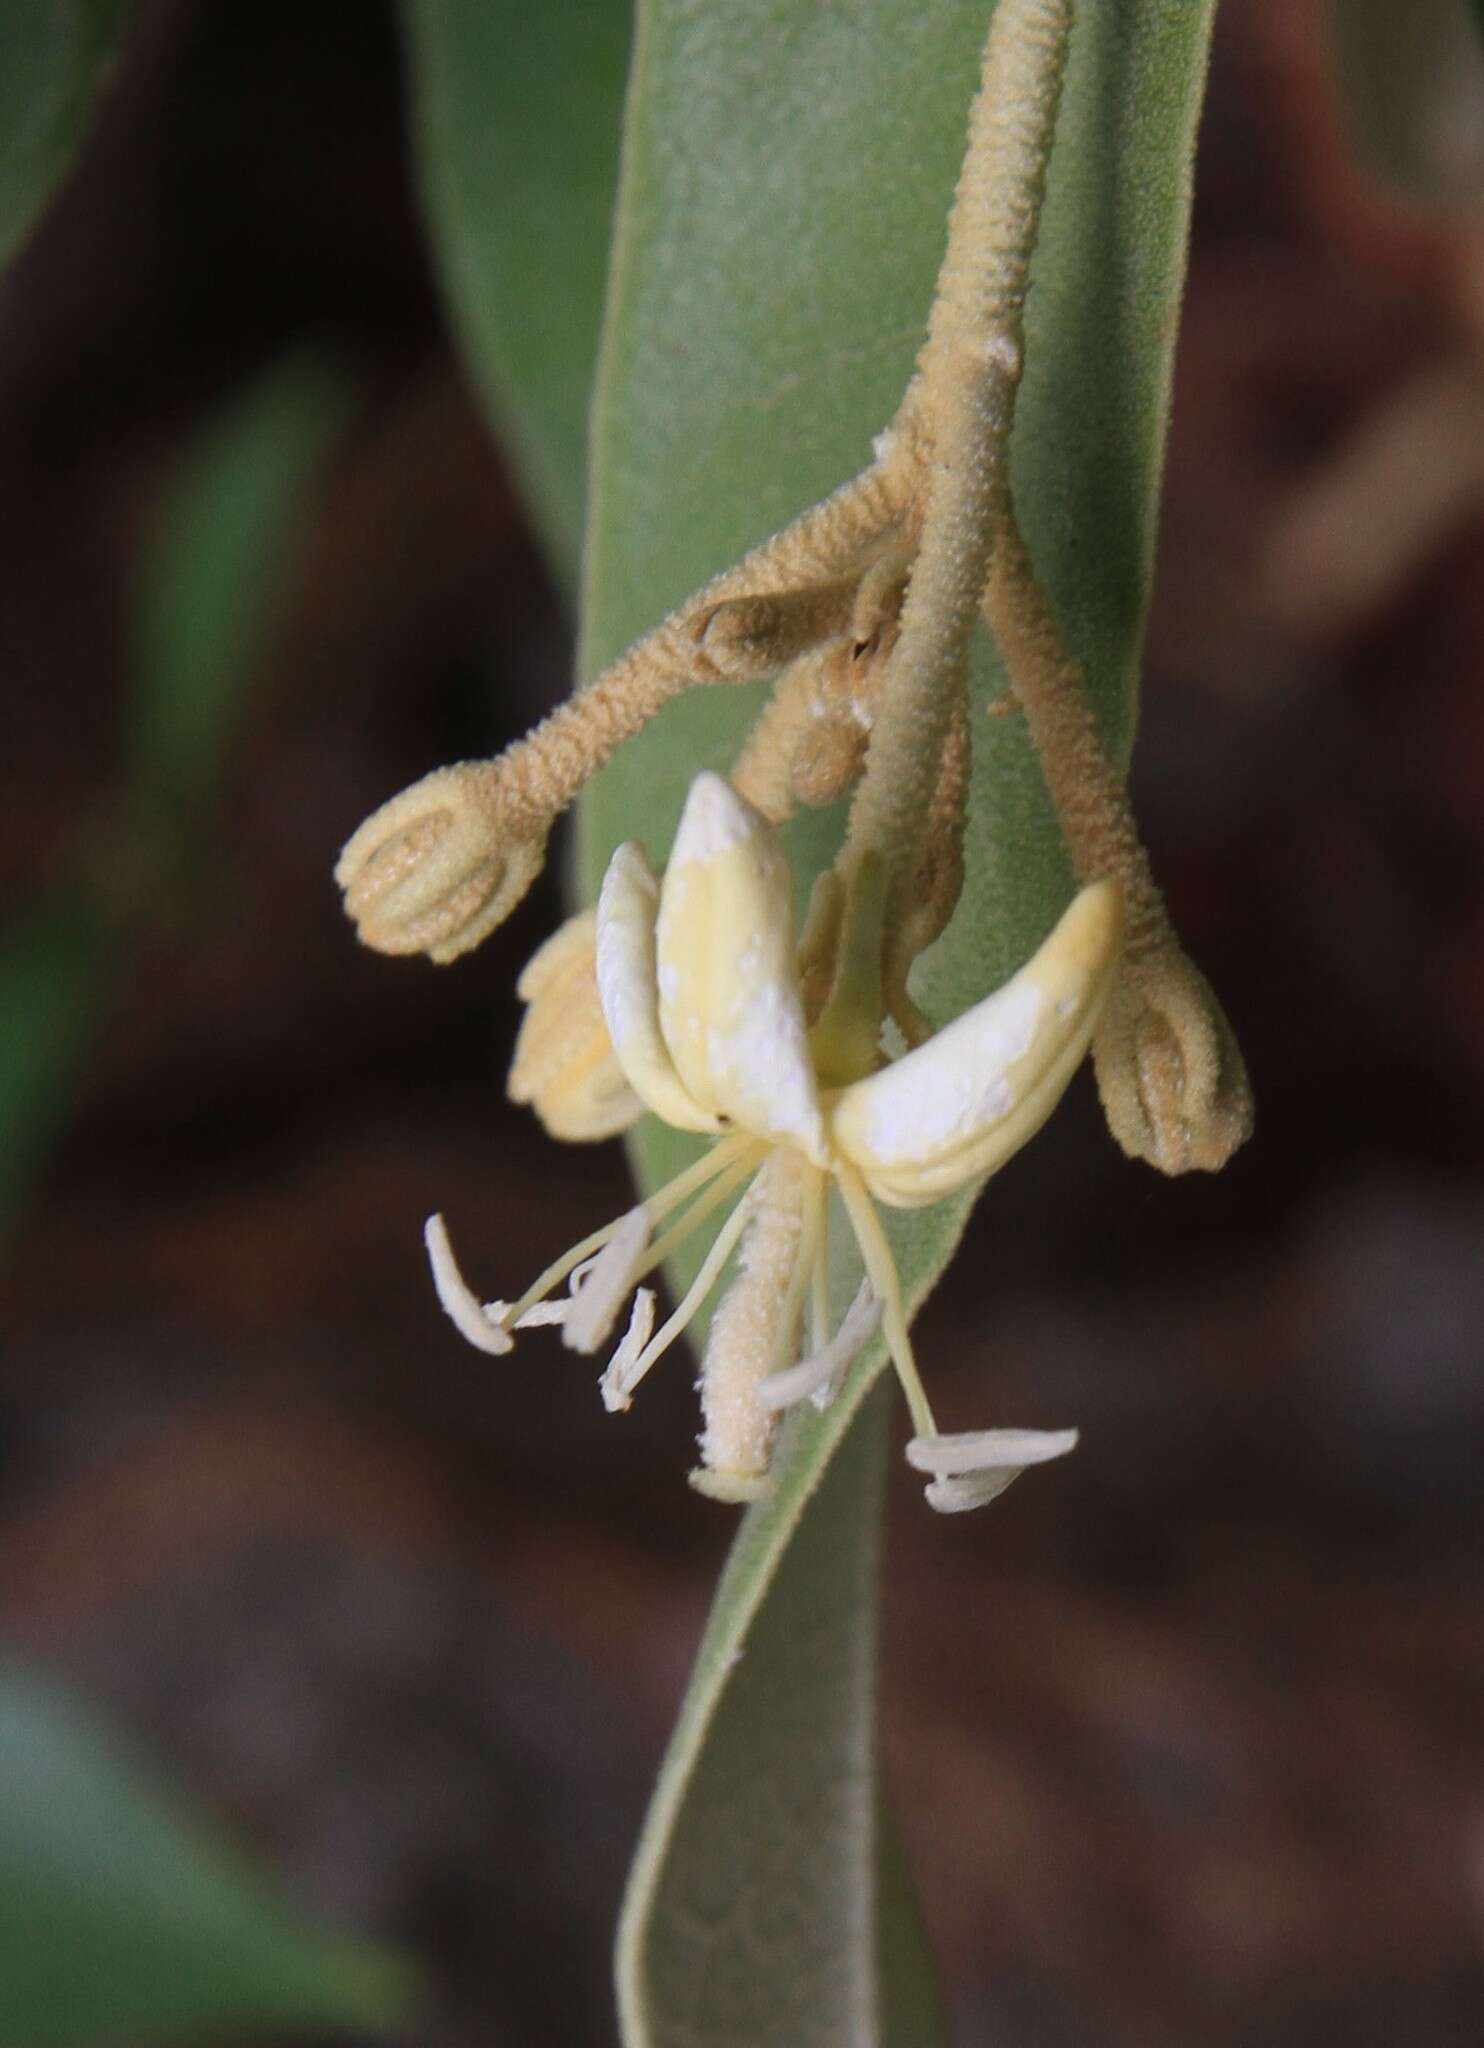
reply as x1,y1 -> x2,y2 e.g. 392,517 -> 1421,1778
844,0 -> 1073,910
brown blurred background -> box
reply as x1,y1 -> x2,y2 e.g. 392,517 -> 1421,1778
3,3 -> 1483,2043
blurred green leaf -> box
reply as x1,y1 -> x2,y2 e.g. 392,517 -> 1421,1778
401,0 -> 631,587
0,1661 -> 415,2044
0,895 -> 109,1235
575,1 -> 1217,2039
126,351 -> 354,841
1,353 -> 350,1243
1330,0 -> 1484,201
0,0 -> 131,271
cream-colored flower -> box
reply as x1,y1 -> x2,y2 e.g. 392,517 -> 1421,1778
507,910 -> 642,1141
427,773 -> 1123,1508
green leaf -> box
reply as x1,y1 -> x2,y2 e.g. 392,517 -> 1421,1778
618,1382 -> 949,2044
0,355 -> 352,1248
577,2 -> 1216,2041
126,351 -> 355,845
0,1661 -> 415,2044
0,896 -> 109,1236
1330,0 -> 1484,202
400,0 -> 632,586
0,0 -> 131,271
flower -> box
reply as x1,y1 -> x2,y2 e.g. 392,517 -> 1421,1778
426,773 -> 1123,1508
506,909 -> 642,1141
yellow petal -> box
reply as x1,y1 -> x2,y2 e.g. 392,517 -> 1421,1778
829,880 -> 1123,1207
509,910 -> 642,1141
595,841 -> 720,1134
655,774 -> 826,1162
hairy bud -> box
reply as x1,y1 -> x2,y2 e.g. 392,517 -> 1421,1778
335,763 -> 547,965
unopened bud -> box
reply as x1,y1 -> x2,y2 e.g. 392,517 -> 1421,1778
1093,950 -> 1253,1175
335,763 -> 547,964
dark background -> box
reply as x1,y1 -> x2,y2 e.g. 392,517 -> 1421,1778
3,3 -> 1483,2043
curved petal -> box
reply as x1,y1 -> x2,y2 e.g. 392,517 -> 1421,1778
655,774 -> 826,1162
595,841 -> 721,1133
509,909 -> 643,1141
830,880 -> 1123,1206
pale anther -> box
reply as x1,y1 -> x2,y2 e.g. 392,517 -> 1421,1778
758,1284 -> 881,1413
424,1213 -> 513,1356
564,1206 -> 650,1354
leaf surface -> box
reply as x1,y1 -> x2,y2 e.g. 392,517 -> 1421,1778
400,0 -> 631,585
576,2 -> 1217,2041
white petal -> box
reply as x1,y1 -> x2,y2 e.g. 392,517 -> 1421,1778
563,1205 -> 650,1354
830,881 -> 1123,1206
424,1214 -> 513,1355
655,774 -> 826,1162
758,1284 -> 882,1412
596,841 -> 720,1133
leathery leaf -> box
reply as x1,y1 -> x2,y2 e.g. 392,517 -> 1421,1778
572,2 -> 1217,2039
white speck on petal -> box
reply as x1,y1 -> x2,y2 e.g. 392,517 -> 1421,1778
858,979 -> 1041,1164
706,979 -> 823,1156
564,1205 -> 650,1354
667,771 -> 758,867
425,1213 -> 513,1355
657,962 -> 680,1000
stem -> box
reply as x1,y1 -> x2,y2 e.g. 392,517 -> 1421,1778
984,484 -> 1254,1173
985,500 -> 1168,962
845,0 -> 1074,901
486,462 -> 911,836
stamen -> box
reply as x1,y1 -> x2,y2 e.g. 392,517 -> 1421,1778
769,1166 -> 824,1374
507,1301 -> 568,1329
758,1282 -> 881,1412
616,1180 -> 757,1401
600,1289 -> 659,1411
834,1163 -> 938,1438
424,1214 -> 514,1356
923,1472 -> 1024,1513
908,1426 -> 1080,1514
564,1206 -> 650,1354
904,1426 -> 1079,1474
630,1147 -> 762,1285
501,1133 -> 753,1328
809,1187 -> 832,1354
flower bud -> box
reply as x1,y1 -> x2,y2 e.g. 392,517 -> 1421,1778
335,763 -> 547,964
